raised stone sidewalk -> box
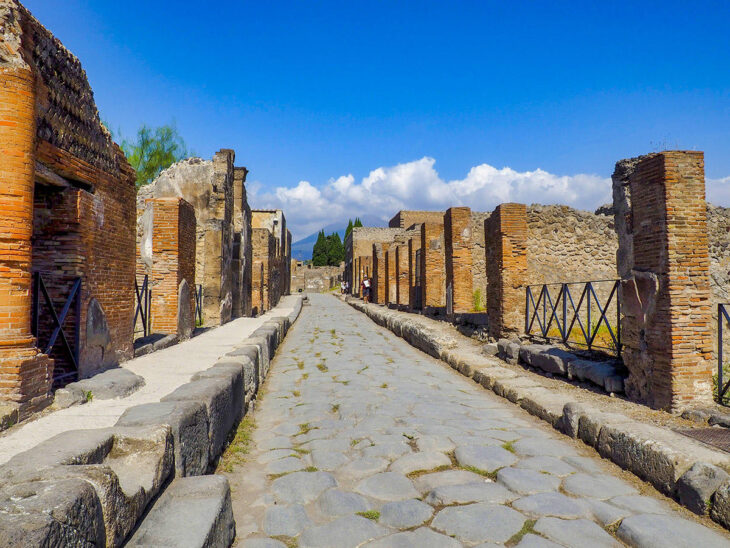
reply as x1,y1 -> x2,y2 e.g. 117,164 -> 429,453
345,296 -> 730,533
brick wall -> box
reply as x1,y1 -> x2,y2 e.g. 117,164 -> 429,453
486,203 -> 528,339
420,222 -> 445,309
444,207 -> 474,313
396,244 -> 409,306
408,231 -> 422,309
251,228 -> 273,315
470,211 -> 490,312
617,151 -> 714,410
372,243 -> 387,304
345,227 -> 405,295
389,210 -> 445,229
386,247 -> 397,304
232,167 -> 252,317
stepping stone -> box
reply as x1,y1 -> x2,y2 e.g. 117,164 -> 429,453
617,513 -> 730,548
389,451 -> 451,475
316,489 -> 370,517
413,469 -> 484,494
512,492 -> 590,519
496,468 -> 561,495
455,445 -> 518,472
339,457 -> 389,479
273,423 -> 302,436
263,504 -> 311,537
266,456 -> 306,475
581,499 -> 631,526
355,472 -> 419,501
512,437 -> 575,458
362,441 -> 412,459
299,515 -> 387,548
534,517 -> 620,548
258,437 -> 293,451
562,473 -> 637,499
563,456 -> 606,475
431,503 -> 527,544
302,438 -> 352,453
425,481 -> 515,506
379,499 -> 433,528
272,471 -> 337,504
242,539 -> 287,548
608,495 -> 672,515
515,456 -> 577,477
258,449 -> 296,464
363,527 -> 461,547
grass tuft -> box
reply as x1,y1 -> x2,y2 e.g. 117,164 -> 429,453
217,415 -> 255,473
317,363 -> 328,372
357,510 -> 380,521
501,441 -> 516,453
381,383 -> 388,389
505,519 -> 536,546
460,465 -> 497,480
331,403 -> 340,413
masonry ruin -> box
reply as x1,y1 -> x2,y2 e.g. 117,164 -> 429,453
251,210 -> 291,315
0,2 -> 138,414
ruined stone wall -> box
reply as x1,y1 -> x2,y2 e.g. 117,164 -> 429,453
346,227 -> 405,292
471,211 -> 490,311
291,265 -> 343,293
251,210 -> 289,308
251,228 -> 272,315
232,167 -> 252,318
444,207 -> 474,314
389,210 -> 445,229
138,151 -> 237,326
1,2 -> 136,395
526,205 -> 618,286
420,222 -> 445,310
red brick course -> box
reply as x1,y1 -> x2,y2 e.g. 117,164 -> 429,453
444,207 -> 474,314
420,222 -> 445,309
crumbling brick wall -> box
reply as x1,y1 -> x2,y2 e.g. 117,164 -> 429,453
1,1 -> 136,408
389,210 -> 444,229
420,222 -> 445,310
138,150 -> 243,326
408,228 -> 422,309
372,242 -> 388,304
233,167 -> 252,317
470,211 -> 490,311
251,210 -> 290,310
613,151 -> 714,410
444,207 -> 474,314
251,228 -> 273,315
345,227 -> 404,295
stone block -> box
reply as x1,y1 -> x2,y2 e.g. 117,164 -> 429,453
677,462 -> 730,516
54,368 -> 145,409
518,388 -> 566,427
557,402 -> 593,439
0,403 -> 19,432
194,361 -> 245,422
162,377 -> 235,464
116,401 -> 209,477
481,342 -> 498,356
711,479 -> 730,529
127,475 -> 235,548
529,347 -> 576,375
0,478 -> 106,547
497,339 -> 520,363
518,344 -> 552,367
246,336 -> 271,379
226,345 -> 260,395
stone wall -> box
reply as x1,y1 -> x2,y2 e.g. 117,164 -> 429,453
420,222 -> 445,310
1,1 -> 137,411
526,205 -> 618,286
389,210 -> 444,229
251,210 -> 290,311
291,265 -> 343,293
232,167 -> 252,318
471,211 -> 490,311
444,207 -> 474,314
251,228 -> 273,316
345,227 -> 404,295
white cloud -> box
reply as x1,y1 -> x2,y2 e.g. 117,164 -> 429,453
248,156 -> 615,240
708,176 -> 730,207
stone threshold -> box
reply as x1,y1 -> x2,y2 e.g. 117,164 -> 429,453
344,296 -> 730,531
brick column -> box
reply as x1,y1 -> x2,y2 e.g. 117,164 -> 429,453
486,203 -> 528,340
147,198 -> 196,338
444,207 -> 474,313
396,244 -> 409,306
408,234 -> 421,309
0,67 -> 54,411
620,151 -> 713,410
372,243 -> 387,304
420,222 -> 445,310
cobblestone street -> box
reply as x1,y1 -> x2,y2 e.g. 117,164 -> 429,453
228,294 -> 729,548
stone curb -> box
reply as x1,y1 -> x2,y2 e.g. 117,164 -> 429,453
0,295 -> 305,547
345,297 -> 730,531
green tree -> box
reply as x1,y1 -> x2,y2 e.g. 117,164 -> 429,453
345,219 -> 354,239
312,230 -> 328,266
354,217 -> 363,228
326,232 -> 345,265
120,123 -> 189,188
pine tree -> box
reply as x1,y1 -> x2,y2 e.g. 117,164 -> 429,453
312,230 -> 327,266
345,219 -> 354,239
354,217 -> 363,228
326,232 -> 345,265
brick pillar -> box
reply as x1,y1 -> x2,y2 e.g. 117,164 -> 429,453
372,243 -> 387,304
620,151 -> 713,411
395,244 -> 409,306
147,198 -> 196,338
408,234 -> 421,309
444,207 -> 474,313
486,203 -> 527,340
385,247 -> 397,304
421,222 -> 445,310
0,67 -> 54,411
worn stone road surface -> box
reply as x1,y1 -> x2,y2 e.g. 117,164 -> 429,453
227,294 -> 730,547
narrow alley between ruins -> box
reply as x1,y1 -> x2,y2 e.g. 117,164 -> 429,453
223,294 -> 730,548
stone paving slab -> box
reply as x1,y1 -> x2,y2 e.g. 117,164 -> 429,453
0,296 -> 302,465
225,294 -> 730,547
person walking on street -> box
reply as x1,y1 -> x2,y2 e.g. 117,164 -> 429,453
363,276 -> 371,303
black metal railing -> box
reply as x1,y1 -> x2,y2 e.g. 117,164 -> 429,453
717,304 -> 730,405
525,279 -> 621,355
134,275 -> 151,337
194,284 -> 203,326
31,272 -> 82,385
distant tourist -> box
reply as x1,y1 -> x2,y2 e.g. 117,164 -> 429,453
363,277 -> 371,303
340,280 -> 346,294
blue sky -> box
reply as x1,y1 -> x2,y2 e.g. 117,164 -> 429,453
24,0 -> 730,239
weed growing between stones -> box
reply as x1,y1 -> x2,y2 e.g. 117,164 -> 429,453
292,390 -> 301,397
217,415 -> 255,473
331,403 -> 340,413
293,447 -> 311,455
505,519 -> 536,546
317,363 -> 328,372
357,510 -> 380,521
296,359 -> 304,369
357,365 -> 369,374
304,466 -> 318,472
501,441 -> 515,453
460,464 -> 498,481
272,535 -> 298,548
381,383 -> 388,388
407,465 -> 451,479
85,390 -> 93,402
351,438 -> 363,447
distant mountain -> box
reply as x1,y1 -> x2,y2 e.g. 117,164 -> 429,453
291,215 -> 386,261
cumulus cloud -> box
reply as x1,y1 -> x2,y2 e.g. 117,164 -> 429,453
708,176 -> 730,207
249,157 -> 615,240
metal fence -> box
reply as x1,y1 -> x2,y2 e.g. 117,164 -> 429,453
717,304 -> 730,405
525,279 -> 621,355
134,275 -> 151,338
31,272 -> 82,385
